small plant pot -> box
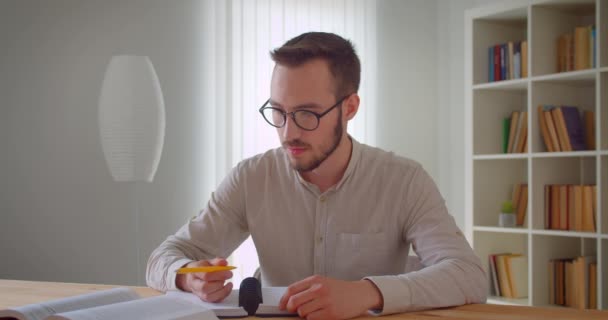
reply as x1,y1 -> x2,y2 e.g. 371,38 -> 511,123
498,213 -> 516,228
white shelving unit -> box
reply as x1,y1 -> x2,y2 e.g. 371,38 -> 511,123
465,0 -> 607,310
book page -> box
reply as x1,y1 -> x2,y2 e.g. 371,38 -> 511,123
0,288 -> 139,320
46,295 -> 218,320
166,291 -> 247,318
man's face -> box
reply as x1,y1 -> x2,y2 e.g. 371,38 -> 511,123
270,59 -> 344,172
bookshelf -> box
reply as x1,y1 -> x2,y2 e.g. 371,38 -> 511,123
465,0 -> 606,310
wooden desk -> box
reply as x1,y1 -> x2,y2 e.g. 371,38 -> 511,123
1,279 -> 606,319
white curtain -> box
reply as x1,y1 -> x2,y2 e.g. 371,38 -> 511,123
204,0 -> 377,287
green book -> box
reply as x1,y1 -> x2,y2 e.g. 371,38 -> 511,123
502,117 -> 511,153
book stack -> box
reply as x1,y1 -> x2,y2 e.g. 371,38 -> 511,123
548,256 -> 597,310
537,105 -> 595,152
544,184 -> 596,232
511,183 -> 528,226
488,253 -> 528,299
488,40 -> 528,82
556,25 -> 596,72
502,110 -> 527,153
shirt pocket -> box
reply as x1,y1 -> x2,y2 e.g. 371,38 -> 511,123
334,232 -> 393,279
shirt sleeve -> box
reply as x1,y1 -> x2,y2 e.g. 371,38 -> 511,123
365,165 -> 488,314
145,165 -> 250,292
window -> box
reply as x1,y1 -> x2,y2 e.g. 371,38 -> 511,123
217,0 -> 377,287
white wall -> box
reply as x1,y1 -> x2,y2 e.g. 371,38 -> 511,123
0,0 -> 217,285
376,0 -> 439,182
436,0 -> 503,228
0,0 -> 508,285
376,0 -> 503,229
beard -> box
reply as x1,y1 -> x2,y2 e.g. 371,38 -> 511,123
283,108 -> 343,172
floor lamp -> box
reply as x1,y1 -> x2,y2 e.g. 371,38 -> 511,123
98,55 -> 166,284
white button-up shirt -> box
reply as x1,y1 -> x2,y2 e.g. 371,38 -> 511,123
146,138 -> 487,314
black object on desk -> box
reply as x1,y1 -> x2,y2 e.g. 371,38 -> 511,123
239,277 -> 263,316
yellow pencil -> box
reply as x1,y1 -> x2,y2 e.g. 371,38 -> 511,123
175,266 -> 237,274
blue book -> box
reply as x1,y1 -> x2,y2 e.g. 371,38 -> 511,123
560,106 -> 586,151
592,26 -> 596,68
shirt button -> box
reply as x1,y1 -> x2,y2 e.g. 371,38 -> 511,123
317,236 -> 323,244
319,196 -> 327,202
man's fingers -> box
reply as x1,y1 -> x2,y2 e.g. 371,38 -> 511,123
189,277 -> 205,294
200,270 -> 233,281
203,282 -> 234,302
287,282 -> 326,311
201,280 -> 227,294
280,275 -> 321,309
306,309 -> 328,320
293,294 -> 326,318
209,257 -> 228,266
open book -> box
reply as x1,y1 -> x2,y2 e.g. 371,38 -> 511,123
0,287 -> 296,320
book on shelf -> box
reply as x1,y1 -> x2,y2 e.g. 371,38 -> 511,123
495,255 -> 513,298
503,110 -> 527,154
549,185 -> 561,230
508,41 -> 514,80
560,106 -> 586,151
514,111 -> 527,154
544,185 -> 551,229
506,111 -> 519,153
543,107 -> 561,152
591,26 -> 596,68
514,41 -> 521,79
551,107 -> 572,152
0,287 -> 295,320
557,25 -> 596,72
537,106 -> 555,152
489,255 -> 501,297
521,40 -> 528,78
502,117 -> 511,153
574,27 -> 590,70
559,185 -> 568,231
501,44 -> 506,81
544,184 -> 596,232
538,106 -> 592,152
488,40 -> 526,82
589,262 -> 597,309
549,256 -> 597,310
511,183 -> 528,227
489,253 -> 527,299
506,255 -> 528,299
581,185 -> 595,232
494,45 -> 500,82
583,110 -> 596,150
489,47 -> 494,82
548,260 -> 555,305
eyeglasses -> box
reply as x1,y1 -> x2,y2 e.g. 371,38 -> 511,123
258,94 -> 350,131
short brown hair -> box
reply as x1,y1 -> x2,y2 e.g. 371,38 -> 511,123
270,32 -> 360,99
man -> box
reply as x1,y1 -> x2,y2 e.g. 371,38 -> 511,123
147,32 -> 487,320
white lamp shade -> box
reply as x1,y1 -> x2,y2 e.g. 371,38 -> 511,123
98,55 -> 165,182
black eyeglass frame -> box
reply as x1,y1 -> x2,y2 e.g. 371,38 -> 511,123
258,94 -> 351,131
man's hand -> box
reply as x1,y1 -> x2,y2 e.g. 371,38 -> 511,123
279,275 -> 383,320
175,258 -> 233,302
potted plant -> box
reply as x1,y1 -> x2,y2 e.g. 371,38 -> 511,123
498,200 -> 516,228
